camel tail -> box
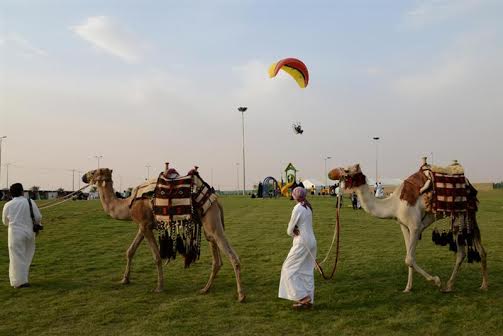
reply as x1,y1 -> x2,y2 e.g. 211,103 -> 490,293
465,180 -> 484,263
466,212 -> 485,263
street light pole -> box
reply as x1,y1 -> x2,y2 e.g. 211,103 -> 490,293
146,165 -> 151,180
6,163 -> 10,188
0,136 -> 6,188
372,137 -> 380,183
324,156 -> 332,186
235,162 -> 240,194
238,107 -> 247,195
94,155 -> 103,169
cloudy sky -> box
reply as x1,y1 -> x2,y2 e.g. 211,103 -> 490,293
1,0 -> 502,191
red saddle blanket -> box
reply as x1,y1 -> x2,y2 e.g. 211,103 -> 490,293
430,171 -> 467,215
153,175 -> 193,223
152,171 -> 218,266
153,173 -> 217,224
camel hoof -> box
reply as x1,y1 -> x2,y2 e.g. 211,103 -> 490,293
120,278 -> 130,285
199,287 -> 210,295
441,287 -> 453,293
432,276 -> 441,288
152,287 -> 163,293
238,293 -> 246,303
480,285 -> 488,291
402,288 -> 412,293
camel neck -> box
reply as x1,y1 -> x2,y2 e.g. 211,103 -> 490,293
355,183 -> 398,219
97,181 -> 132,220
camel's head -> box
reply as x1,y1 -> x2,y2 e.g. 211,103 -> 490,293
82,168 -> 113,186
328,164 -> 366,190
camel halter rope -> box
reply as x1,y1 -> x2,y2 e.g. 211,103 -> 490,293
37,184 -> 90,210
300,192 -> 341,280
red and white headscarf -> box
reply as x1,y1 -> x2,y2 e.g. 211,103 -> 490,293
292,187 -> 312,211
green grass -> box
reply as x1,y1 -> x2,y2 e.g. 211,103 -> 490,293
1,191 -> 502,336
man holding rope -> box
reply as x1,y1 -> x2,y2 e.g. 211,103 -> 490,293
2,183 -> 42,288
278,187 -> 317,309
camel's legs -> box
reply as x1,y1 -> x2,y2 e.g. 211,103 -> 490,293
444,242 -> 466,292
121,228 -> 144,284
142,227 -> 164,292
400,224 -> 414,292
213,234 -> 245,302
406,227 -> 441,288
474,237 -> 489,290
200,239 -> 223,294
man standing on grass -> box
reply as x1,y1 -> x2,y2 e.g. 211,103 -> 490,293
2,183 -> 42,288
279,187 -> 317,309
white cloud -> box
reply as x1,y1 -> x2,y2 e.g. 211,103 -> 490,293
392,57 -> 469,96
404,0 -> 483,28
0,33 -> 48,57
232,60 -> 280,97
71,16 -> 144,63
365,66 -> 384,76
391,29 -> 501,98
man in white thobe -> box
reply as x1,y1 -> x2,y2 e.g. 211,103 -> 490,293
375,182 -> 385,198
279,187 -> 317,308
2,183 -> 42,288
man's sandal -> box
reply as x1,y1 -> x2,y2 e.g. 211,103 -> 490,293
292,302 -> 313,309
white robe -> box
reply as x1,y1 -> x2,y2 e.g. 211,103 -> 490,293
2,197 -> 41,287
278,203 -> 317,302
375,184 -> 384,198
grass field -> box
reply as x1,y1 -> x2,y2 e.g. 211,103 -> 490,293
1,191 -> 502,336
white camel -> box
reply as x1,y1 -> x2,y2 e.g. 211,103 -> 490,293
329,163 -> 488,293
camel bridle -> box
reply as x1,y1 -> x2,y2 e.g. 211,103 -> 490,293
86,171 -> 113,185
343,172 -> 367,190
37,170 -> 110,210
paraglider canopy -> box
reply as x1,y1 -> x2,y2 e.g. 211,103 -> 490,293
268,58 -> 309,88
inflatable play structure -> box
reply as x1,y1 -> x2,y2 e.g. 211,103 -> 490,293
256,163 -> 304,198
278,163 -> 304,197
258,176 -> 279,198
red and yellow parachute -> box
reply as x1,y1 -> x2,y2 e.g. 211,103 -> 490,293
268,58 -> 309,88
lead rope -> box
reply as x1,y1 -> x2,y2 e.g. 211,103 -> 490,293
38,184 -> 90,210
302,193 -> 341,280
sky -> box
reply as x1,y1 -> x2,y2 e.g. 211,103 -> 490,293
1,0 -> 502,191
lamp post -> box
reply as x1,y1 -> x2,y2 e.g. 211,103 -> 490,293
145,165 -> 151,180
324,156 -> 332,186
94,155 -> 103,169
78,170 -> 83,189
238,107 -> 247,195
0,136 -> 6,188
235,162 -> 240,194
372,137 -> 380,183
5,163 -> 10,188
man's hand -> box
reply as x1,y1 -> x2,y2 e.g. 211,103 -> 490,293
293,227 -> 300,236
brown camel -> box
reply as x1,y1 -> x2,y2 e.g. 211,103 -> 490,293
82,168 -> 245,302
329,163 -> 488,293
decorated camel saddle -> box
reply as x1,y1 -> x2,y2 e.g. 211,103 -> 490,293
400,158 -> 480,260
130,163 -> 217,266
401,158 -> 477,215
